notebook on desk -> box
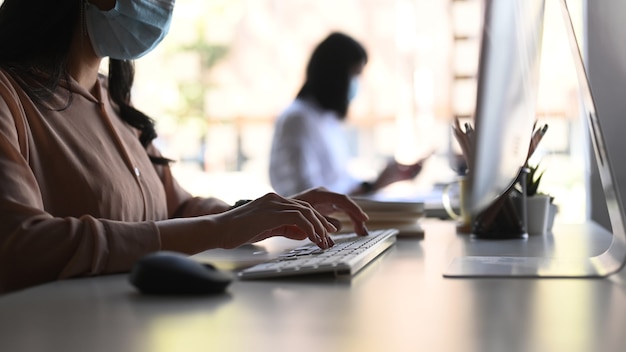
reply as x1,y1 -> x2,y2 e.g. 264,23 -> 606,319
333,197 -> 426,238
362,180 -> 459,220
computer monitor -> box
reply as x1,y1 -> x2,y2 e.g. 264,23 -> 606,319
444,0 -> 626,278
469,0 -> 544,214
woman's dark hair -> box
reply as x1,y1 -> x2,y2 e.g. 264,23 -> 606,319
0,0 -> 168,164
297,32 -> 368,118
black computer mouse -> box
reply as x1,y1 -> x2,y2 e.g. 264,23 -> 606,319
129,251 -> 233,295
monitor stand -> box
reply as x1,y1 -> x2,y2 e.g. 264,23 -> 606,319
443,0 -> 626,278
443,222 -> 626,278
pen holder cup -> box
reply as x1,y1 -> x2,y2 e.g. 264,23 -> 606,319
471,168 -> 529,239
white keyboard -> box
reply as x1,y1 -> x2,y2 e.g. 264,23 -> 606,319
238,228 -> 399,279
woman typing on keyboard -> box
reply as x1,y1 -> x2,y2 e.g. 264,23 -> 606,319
0,0 -> 369,293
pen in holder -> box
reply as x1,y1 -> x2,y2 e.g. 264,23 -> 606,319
471,167 -> 529,239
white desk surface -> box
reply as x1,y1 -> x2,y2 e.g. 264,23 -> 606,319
2,220 -> 626,352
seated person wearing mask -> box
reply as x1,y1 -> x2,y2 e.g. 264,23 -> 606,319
270,32 -> 425,197
0,0 -> 369,293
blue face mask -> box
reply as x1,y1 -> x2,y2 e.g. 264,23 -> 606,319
85,0 -> 175,60
347,77 -> 360,102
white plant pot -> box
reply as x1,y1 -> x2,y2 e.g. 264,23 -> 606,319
546,203 -> 558,233
526,195 -> 551,235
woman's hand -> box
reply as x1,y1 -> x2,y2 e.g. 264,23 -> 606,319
217,192 -> 349,249
158,190 -> 369,254
291,187 -> 369,236
373,158 -> 426,191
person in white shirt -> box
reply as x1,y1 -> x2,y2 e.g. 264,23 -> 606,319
270,32 -> 425,197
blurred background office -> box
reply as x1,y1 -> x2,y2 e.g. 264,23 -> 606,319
121,0 -> 584,222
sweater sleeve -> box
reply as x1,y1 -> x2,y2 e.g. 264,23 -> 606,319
146,144 -> 230,218
0,76 -> 161,293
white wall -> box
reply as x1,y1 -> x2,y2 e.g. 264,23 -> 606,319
587,0 -> 626,228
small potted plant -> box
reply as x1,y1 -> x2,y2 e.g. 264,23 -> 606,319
525,163 -> 556,235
